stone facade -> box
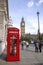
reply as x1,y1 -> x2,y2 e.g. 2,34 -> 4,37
7,18 -> 13,28
0,0 -> 9,43
20,17 -> 25,38
25,34 -> 38,40
0,11 -> 6,42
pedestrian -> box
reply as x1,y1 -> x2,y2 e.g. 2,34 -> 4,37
35,43 -> 37,52
21,41 -> 24,50
34,40 -> 39,52
25,41 -> 29,48
39,41 -> 42,53
34,40 -> 37,52
36,42 -> 39,52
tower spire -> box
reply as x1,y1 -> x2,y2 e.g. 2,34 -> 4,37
20,17 -> 25,39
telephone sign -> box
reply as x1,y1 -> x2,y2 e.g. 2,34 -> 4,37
7,27 -> 20,61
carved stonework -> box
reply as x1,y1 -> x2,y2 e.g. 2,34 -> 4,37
20,17 -> 25,38
0,0 -> 9,42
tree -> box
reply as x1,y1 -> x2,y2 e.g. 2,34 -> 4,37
21,36 -> 30,42
39,34 -> 43,40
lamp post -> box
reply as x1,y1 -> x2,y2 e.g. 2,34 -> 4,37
37,11 -> 40,40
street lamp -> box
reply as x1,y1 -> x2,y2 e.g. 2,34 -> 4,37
37,11 -> 40,40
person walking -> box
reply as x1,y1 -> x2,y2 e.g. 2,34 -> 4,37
26,41 -> 29,48
36,42 -> 39,52
21,41 -> 24,50
34,40 -> 39,52
39,41 -> 42,53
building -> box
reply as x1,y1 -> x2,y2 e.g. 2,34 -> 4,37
20,17 -> 25,38
0,0 -> 9,55
7,17 -> 13,28
25,34 -> 38,40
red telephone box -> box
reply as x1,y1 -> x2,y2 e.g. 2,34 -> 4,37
7,27 -> 20,61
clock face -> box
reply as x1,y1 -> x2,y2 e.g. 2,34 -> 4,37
22,23 -> 24,26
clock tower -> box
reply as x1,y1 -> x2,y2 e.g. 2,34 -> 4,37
20,17 -> 25,38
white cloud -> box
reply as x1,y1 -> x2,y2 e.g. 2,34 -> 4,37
25,18 -> 38,34
25,17 -> 43,34
27,1 -> 34,8
39,0 -> 43,4
40,23 -> 43,33
36,0 -> 43,6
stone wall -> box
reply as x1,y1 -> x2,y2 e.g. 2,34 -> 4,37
0,11 -> 5,41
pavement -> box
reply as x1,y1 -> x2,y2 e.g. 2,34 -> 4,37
0,44 -> 43,65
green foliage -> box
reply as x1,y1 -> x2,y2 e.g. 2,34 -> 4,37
40,34 -> 43,40
21,36 -> 30,42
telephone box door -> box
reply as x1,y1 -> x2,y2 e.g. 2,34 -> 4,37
7,28 -> 20,61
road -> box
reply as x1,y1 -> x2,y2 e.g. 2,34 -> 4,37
0,44 -> 43,65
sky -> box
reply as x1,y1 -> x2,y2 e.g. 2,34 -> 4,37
8,0 -> 43,34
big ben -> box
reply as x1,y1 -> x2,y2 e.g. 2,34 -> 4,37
20,17 -> 25,38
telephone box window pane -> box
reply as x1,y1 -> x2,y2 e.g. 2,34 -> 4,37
10,36 -> 17,56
